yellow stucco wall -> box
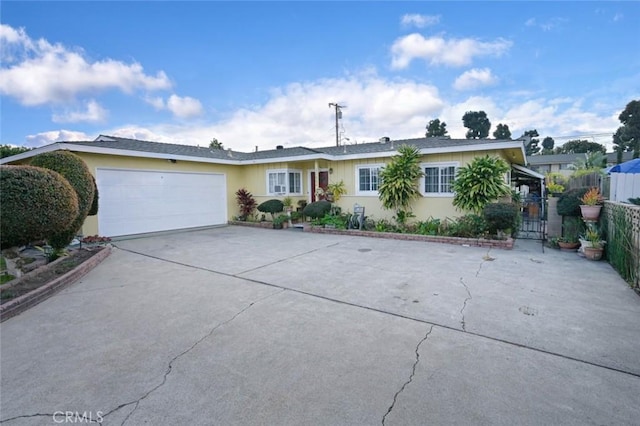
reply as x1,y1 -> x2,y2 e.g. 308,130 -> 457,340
324,150 -> 510,221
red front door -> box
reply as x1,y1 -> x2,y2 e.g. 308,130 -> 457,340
311,171 -> 329,202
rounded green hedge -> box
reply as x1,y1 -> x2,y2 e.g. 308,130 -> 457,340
257,199 -> 284,216
88,174 -> 99,216
30,151 -> 95,248
1,165 -> 79,249
557,188 -> 589,217
483,202 -> 518,233
302,200 -> 332,219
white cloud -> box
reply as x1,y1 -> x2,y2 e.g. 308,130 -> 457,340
21,76 -> 621,153
143,94 -> 203,119
453,68 -> 498,91
95,72 -> 445,151
166,95 -> 203,119
0,24 -> 171,106
390,33 -> 512,69
613,13 -> 623,22
524,17 -> 568,32
24,130 -> 92,147
400,14 -> 440,28
52,100 -> 108,123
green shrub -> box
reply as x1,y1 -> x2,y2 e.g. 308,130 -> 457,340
30,151 -> 95,248
445,215 -> 488,238
378,145 -> 423,220
452,155 -> 511,214
557,188 -> 589,217
302,200 -> 331,219
88,174 -> 99,216
416,218 -> 441,235
0,166 -> 79,249
319,213 -> 348,229
257,199 -> 284,219
483,202 -> 519,234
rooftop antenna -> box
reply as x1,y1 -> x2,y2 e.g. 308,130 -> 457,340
329,102 -> 346,147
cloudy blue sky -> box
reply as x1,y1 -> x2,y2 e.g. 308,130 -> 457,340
1,1 -> 638,152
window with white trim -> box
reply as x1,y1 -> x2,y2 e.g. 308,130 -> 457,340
267,169 -> 302,195
356,165 -> 382,195
421,163 -> 458,196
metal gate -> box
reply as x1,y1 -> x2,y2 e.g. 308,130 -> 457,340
519,195 -> 546,241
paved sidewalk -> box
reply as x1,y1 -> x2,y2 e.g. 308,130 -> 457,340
1,226 -> 639,425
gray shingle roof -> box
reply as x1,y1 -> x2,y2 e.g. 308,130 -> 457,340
67,136 -> 249,160
60,135 -> 523,162
526,151 -> 633,165
317,137 -> 518,156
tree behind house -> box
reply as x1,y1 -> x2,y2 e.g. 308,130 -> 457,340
462,111 -> 491,139
426,119 -> 448,137
522,130 -> 540,155
492,123 -> 512,140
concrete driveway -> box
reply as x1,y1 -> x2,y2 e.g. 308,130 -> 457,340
1,226 -> 639,425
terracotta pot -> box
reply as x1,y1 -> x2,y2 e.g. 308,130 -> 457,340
580,205 -> 602,221
584,246 -> 603,261
558,241 -> 580,251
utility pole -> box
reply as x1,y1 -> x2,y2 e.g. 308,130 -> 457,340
329,102 -> 346,146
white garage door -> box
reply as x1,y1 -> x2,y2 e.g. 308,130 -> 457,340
96,168 -> 227,237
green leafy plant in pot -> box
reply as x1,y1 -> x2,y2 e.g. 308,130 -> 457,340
583,224 -> 604,260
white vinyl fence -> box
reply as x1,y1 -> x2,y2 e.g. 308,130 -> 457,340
610,173 -> 640,203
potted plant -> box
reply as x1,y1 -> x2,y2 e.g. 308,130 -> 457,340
558,216 -> 581,251
282,196 -> 294,213
579,187 -> 603,221
272,214 -> 289,229
583,225 -> 605,260
326,180 -> 347,203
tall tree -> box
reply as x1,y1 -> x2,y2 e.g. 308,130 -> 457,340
0,144 -> 31,159
554,139 -> 606,154
612,127 -> 629,164
570,151 -> 606,171
425,119 -> 448,137
209,138 -> 223,149
617,99 -> 640,159
462,111 -> 491,139
521,129 -> 540,155
492,123 -> 511,140
541,136 -> 555,154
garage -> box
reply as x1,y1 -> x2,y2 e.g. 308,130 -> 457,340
96,168 -> 227,237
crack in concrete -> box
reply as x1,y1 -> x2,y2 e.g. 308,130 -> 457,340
476,248 -> 493,277
97,288 -> 285,426
459,277 -> 472,332
381,325 -> 434,425
0,413 -> 56,424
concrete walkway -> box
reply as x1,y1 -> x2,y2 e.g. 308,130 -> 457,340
1,226 -> 639,425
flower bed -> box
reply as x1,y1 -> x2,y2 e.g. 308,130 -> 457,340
304,225 -> 514,249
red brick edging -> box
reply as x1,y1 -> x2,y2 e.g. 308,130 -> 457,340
0,246 -> 112,322
303,226 -> 514,250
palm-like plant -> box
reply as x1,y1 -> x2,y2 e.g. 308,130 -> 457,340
452,155 -> 511,214
378,145 -> 424,223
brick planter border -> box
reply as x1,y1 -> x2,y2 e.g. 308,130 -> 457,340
228,220 -> 291,229
0,246 -> 112,322
303,225 -> 514,250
